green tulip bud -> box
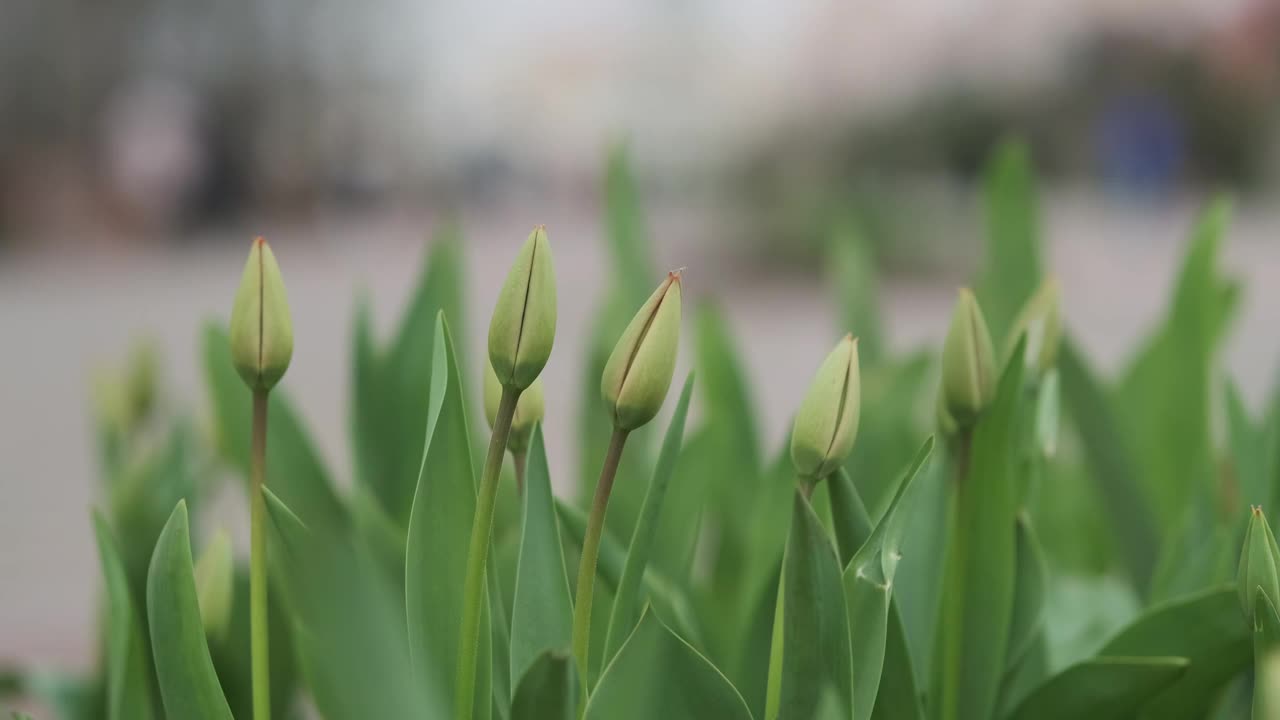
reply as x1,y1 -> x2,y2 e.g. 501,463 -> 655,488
489,226 -> 557,390
484,361 -> 545,454
1240,506 -> 1280,622
790,334 -> 860,480
229,237 -> 294,392
940,288 -> 996,427
194,529 -> 234,643
1005,277 -> 1062,379
124,340 -> 159,427
601,271 -> 682,431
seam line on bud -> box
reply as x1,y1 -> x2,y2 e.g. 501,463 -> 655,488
821,337 -> 854,467
512,231 -> 540,372
612,271 -> 677,420
966,303 -> 988,401
256,237 -> 265,382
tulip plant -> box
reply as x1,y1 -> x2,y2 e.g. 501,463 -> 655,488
6,142 -> 1280,720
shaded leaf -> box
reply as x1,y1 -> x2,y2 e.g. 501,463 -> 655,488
978,138 -> 1042,344
1007,657 -> 1188,720
91,512 -> 155,720
511,651 -> 576,720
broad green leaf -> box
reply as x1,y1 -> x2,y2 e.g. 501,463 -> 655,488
893,450 -> 949,683
405,313 -> 489,718
828,222 -> 885,366
605,374 -> 695,663
1100,586 -> 1249,719
978,137 -> 1042,344
350,484 -> 408,597
1116,199 -> 1232,533
586,610 -> 752,720
766,490 -> 853,720
263,489 -> 440,719
843,438 -> 933,720
1007,657 -> 1188,720
511,651 -> 576,720
1226,380 -> 1270,511
932,341 -> 1026,720
510,425 -> 574,695
145,501 -> 233,720
210,569 -> 298,720
1005,514 -> 1048,671
828,468 -> 873,567
202,323 -> 345,532
603,143 -> 656,305
1057,338 -> 1158,590
871,604 -> 925,720
91,512 -> 155,720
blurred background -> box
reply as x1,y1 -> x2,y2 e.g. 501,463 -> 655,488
3,0 -> 1280,686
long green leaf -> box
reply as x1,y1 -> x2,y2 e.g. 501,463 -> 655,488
145,501 -> 233,720
766,490 -> 853,720
91,512 -> 155,720
511,651 -> 576,720
405,312 -> 489,718
202,323 -> 345,532
586,610 -> 753,720
828,222 -> 885,366
1005,514 -> 1048,671
1007,657 -> 1188,720
605,374 -> 695,663
510,425 -> 575,695
978,138 -> 1042,344
1099,586 -> 1249,719
932,341 -> 1026,720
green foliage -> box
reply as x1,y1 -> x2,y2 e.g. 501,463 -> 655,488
22,142 -> 1280,720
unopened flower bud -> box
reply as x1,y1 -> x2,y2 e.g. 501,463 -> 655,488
484,361 -> 545,454
1005,277 -> 1062,379
489,226 -> 557,390
790,335 -> 860,480
193,529 -> 234,643
601,271 -> 682,431
229,237 -> 293,392
940,288 -> 996,427
1239,506 -> 1280,622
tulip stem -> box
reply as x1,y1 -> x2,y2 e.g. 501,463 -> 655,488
456,384 -> 520,720
572,427 -> 630,709
513,449 -> 528,497
250,389 -> 271,720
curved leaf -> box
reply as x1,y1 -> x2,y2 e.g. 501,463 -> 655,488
605,374 -> 695,663
510,425 -> 574,694
1099,586 -> 1249,719
512,651 -> 577,720
1005,514 -> 1048,671
91,512 -> 155,720
405,312 -> 488,718
1008,657 -> 1187,720
586,609 -> 752,720
145,501 -> 233,720
766,490 -> 853,720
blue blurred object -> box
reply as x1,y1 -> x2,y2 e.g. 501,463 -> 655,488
1096,92 -> 1186,199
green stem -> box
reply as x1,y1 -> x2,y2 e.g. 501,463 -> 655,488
250,390 -> 270,720
455,385 -> 520,720
572,427 -> 629,707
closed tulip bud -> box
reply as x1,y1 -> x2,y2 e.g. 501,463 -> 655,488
940,289 -> 996,427
489,226 -> 557,390
194,529 -> 234,643
1239,506 -> 1280,622
790,335 -> 860,480
602,271 -> 682,431
484,361 -> 545,454
229,238 -> 293,392
1005,277 -> 1062,379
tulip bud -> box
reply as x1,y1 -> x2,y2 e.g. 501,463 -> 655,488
601,271 -> 682,431
484,361 -> 545,454
489,226 -> 557,390
1005,277 -> 1062,379
1240,506 -> 1280,622
193,529 -> 234,643
124,340 -> 159,427
229,237 -> 293,392
940,288 -> 996,427
790,335 -> 860,480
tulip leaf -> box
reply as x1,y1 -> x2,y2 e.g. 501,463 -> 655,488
405,312 -> 490,718
766,490 -> 853,720
1007,656 -> 1188,720
510,425 -> 575,696
932,340 -> 1026,720
202,323 -> 346,532
511,651 -> 577,720
605,374 -> 695,664
1005,514 -> 1048,671
978,137 -> 1042,344
1099,586 -> 1249,719
145,501 -> 234,720
828,222 -> 885,367
91,512 -> 155,720
586,609 -> 752,720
